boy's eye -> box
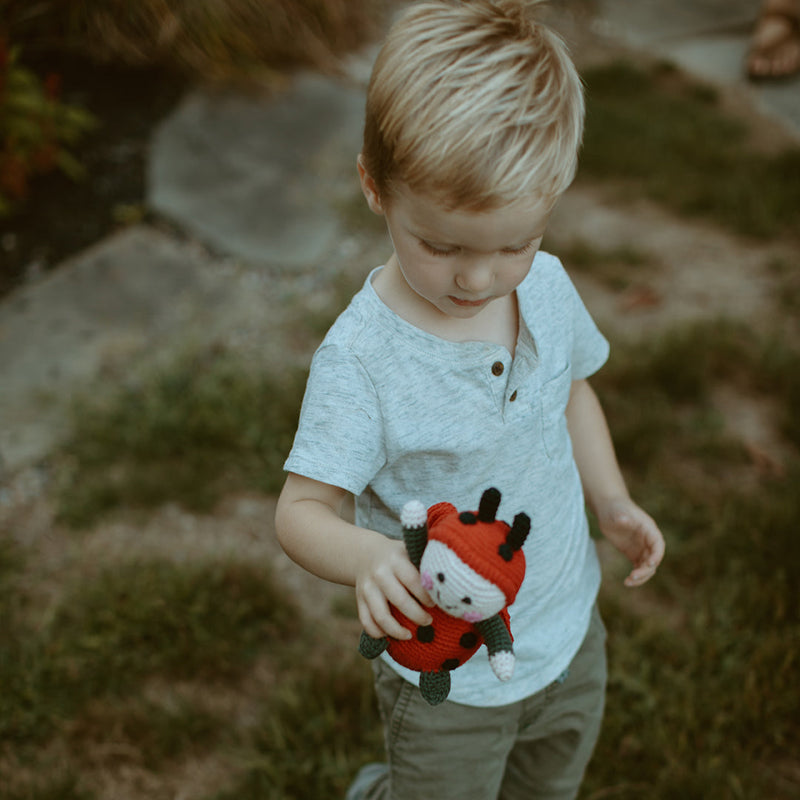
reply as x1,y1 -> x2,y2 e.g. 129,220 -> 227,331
420,240 -> 458,257
419,239 -> 537,257
501,241 -> 535,256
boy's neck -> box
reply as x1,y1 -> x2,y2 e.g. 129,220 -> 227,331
372,256 -> 520,355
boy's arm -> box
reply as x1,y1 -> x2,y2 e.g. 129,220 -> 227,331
275,473 -> 433,639
565,379 -> 665,586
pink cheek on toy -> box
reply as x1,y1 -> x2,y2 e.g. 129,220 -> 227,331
421,571 -> 434,591
463,611 -> 482,623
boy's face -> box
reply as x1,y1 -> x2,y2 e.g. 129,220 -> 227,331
359,160 -> 552,321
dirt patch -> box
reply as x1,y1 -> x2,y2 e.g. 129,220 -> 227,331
551,183 -> 799,340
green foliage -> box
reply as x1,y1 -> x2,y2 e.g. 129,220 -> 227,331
758,338 -> 800,450
0,38 -> 96,214
55,350 -> 306,527
581,61 -> 800,239
119,701 -> 226,767
6,0 -> 386,79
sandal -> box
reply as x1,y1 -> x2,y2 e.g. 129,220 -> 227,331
747,0 -> 800,80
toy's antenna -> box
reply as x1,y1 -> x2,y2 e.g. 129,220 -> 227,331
508,513 -> 530,551
499,513 -> 530,561
477,487 -> 501,522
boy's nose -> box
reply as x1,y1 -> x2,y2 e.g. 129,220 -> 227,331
455,261 -> 493,294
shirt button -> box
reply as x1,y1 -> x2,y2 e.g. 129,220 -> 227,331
491,361 -> 504,376
509,390 -> 517,402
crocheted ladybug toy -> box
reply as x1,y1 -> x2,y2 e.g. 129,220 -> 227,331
359,487 -> 530,705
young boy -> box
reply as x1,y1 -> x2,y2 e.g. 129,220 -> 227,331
275,2 -> 665,798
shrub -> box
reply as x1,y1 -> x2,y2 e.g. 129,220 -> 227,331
0,38 -> 96,214
5,0 -> 387,80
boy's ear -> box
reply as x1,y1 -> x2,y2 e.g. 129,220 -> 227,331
357,154 -> 385,216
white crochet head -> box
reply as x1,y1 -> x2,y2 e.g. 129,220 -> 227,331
420,540 -> 506,623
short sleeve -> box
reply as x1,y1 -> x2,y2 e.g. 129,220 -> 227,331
284,344 -> 386,495
566,273 -> 609,380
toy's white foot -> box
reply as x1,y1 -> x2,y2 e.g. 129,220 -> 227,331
489,650 -> 515,681
401,500 -> 427,529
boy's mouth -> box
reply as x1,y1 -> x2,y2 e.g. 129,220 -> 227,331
449,296 -> 489,308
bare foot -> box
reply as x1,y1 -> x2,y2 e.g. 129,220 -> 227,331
747,1 -> 800,79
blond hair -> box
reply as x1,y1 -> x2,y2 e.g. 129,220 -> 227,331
362,0 -> 584,210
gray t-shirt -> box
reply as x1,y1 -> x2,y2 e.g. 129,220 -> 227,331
285,251 -> 610,706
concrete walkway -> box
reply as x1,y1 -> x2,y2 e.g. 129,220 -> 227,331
1,0 -> 798,480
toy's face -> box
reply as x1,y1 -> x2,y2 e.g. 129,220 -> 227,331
420,540 -> 506,623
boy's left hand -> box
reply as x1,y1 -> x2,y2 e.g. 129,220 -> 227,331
595,497 -> 665,587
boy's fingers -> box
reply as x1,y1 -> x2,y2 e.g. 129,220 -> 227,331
387,560 -> 434,611
358,600 -> 385,639
395,560 -> 435,607
361,582 -> 432,639
651,533 -> 666,565
360,611 -> 385,640
624,562 -> 658,586
410,581 -> 435,607
360,596 -> 410,640
384,584 -> 433,628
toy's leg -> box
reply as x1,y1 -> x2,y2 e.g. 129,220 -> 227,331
476,615 -> 515,681
359,631 -> 388,659
419,670 -> 451,705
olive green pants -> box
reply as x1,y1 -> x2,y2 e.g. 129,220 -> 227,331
362,605 -> 607,800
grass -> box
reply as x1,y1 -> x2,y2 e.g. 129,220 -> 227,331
65,696 -> 227,769
768,256 -> 800,319
580,60 -> 800,239
0,535 -> 378,797
548,238 -> 656,292
0,776 -> 93,800
589,465 -> 800,799
55,348 -> 306,528
48,559 -> 293,685
598,319 -> 800,458
0,557 -> 298,748
582,319 -> 800,799
210,662 -> 383,800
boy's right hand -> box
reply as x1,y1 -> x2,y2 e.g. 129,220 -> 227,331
274,473 -> 434,641
355,536 -> 434,641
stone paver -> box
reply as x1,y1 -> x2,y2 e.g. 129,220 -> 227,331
148,74 -> 366,269
595,0 -> 755,45
0,227 -> 231,471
